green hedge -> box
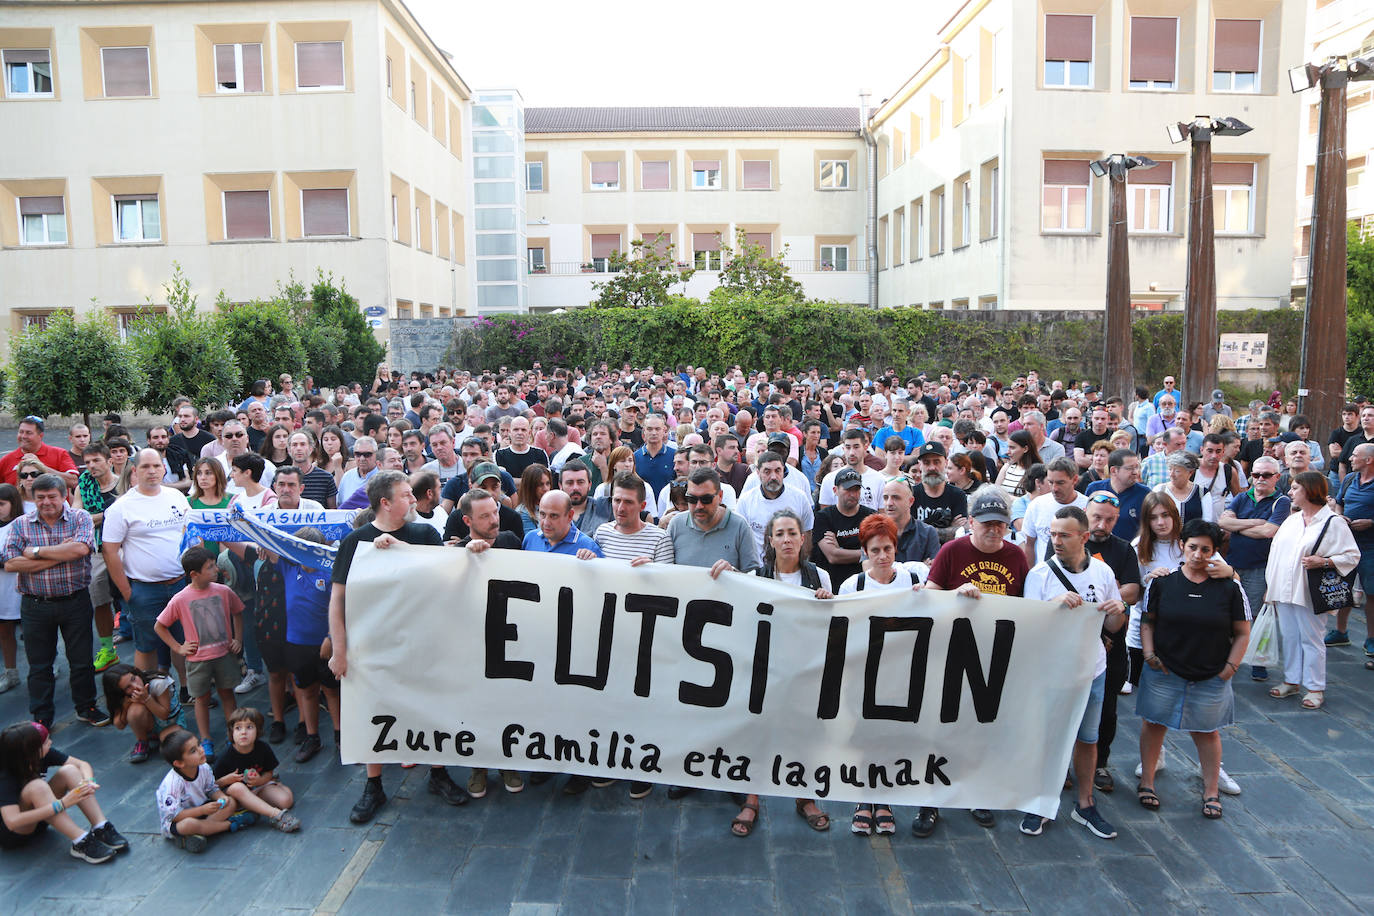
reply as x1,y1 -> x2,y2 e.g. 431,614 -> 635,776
446,301 -> 1303,392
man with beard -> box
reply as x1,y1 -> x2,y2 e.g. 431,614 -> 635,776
444,463 -> 523,541
1073,408 -> 1112,470
484,384 -> 524,423
496,417 -> 549,480
576,420 -> 616,493
561,463 -> 614,535
910,443 -> 968,543
736,451 -> 814,556
146,426 -> 190,491
818,429 -> 886,511
169,405 -> 215,471
810,468 -> 874,586
1145,395 -> 1180,440
883,478 -> 940,564
440,437 -> 515,512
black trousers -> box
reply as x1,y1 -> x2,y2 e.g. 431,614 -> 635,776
20,588 -> 96,722
1096,633 -> 1129,768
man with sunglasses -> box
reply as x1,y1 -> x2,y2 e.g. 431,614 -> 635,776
1219,455 -> 1290,683
215,420 -> 274,494
1084,450 -> 1150,541
0,416 -> 77,487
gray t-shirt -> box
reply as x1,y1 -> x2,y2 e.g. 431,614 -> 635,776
667,510 -> 761,572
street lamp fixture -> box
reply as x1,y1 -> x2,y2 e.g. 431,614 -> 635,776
1089,154 -> 1157,180
1167,116 -> 1252,144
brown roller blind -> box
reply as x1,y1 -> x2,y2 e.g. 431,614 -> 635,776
590,161 -> 619,184
296,41 -> 343,89
641,160 -> 670,190
5,49 -> 50,64
1213,162 -> 1255,185
1130,17 -> 1178,82
224,190 -> 270,239
302,189 -> 349,236
591,234 -> 620,258
102,46 -> 151,97
742,160 -> 771,189
1045,14 -> 1093,62
744,232 -> 772,256
242,44 -> 263,92
19,196 -> 64,215
693,159 -> 720,172
1128,161 -> 1173,185
692,232 -> 720,252
1214,20 -> 1261,72
1043,159 -> 1091,185
640,231 -> 672,256
215,44 -> 236,85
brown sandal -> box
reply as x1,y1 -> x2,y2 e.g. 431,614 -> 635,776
1202,795 -> 1222,819
731,799 -> 760,837
795,798 -> 830,832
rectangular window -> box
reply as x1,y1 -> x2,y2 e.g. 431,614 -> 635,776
692,232 -> 722,270
1042,159 -> 1091,231
223,189 -> 270,239
1213,20 -> 1260,92
1213,162 -> 1256,234
476,234 -> 516,256
641,160 -> 670,191
527,247 -> 546,271
692,159 -> 721,189
114,195 -> 159,242
214,43 -> 263,93
1128,161 -> 1173,233
4,49 -> 53,96
525,160 -> 544,192
955,177 -> 971,247
385,56 -> 391,92
302,188 -> 349,237
877,216 -> 888,269
741,160 -> 772,190
819,159 -> 849,189
912,200 -> 924,260
1129,17 -> 1177,90
295,41 -> 344,91
820,245 -> 848,271
409,81 -> 416,115
590,161 -> 620,190
980,161 -> 1000,239
892,210 -> 904,265
101,46 -> 150,97
18,196 -> 66,245
929,188 -> 945,255
1044,14 -> 1092,87
590,233 -> 620,270
744,232 -> 773,257
391,195 -> 399,240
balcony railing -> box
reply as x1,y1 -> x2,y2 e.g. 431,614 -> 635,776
531,259 -> 870,276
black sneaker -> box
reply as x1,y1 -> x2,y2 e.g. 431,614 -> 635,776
971,808 -> 995,828
1093,767 -> 1115,793
349,781 -> 387,824
427,768 -> 470,806
294,733 -> 321,764
267,720 -> 286,744
629,781 -> 653,799
176,834 -> 208,853
76,706 -> 111,727
528,771 -> 552,786
562,775 -> 591,796
590,777 -> 617,788
93,821 -> 129,851
1071,804 -> 1117,840
912,807 -> 939,838
70,833 -> 116,864
666,786 -> 697,800
1019,813 -> 1045,836
294,722 -> 307,744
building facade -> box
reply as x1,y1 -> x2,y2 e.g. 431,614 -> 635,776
870,0 -> 1305,312
0,0 -> 471,350
522,107 -> 869,311
471,89 -> 528,313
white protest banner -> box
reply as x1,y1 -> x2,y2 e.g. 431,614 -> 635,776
340,545 -> 1102,818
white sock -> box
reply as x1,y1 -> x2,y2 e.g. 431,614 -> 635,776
73,830 -> 90,844
93,820 -> 108,830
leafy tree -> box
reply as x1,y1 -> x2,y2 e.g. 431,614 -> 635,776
7,310 -> 145,425
214,298 -> 307,393
1349,221 -> 1374,317
126,263 -> 240,413
307,272 -> 386,389
716,228 -> 805,300
590,234 -> 695,308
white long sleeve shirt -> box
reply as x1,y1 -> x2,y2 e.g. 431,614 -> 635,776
1264,506 -> 1361,607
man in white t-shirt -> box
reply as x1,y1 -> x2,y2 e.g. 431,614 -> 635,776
1022,458 -> 1088,563
818,429 -> 886,512
736,452 -> 814,556
102,448 -> 193,675
738,435 -> 810,499
1019,504 -> 1126,842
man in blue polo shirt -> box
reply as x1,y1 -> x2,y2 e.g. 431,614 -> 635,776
1084,449 -> 1150,540
872,399 -> 924,456
1218,455 -> 1290,681
522,490 -> 603,558
634,413 -> 674,498
1333,443 -> 1374,654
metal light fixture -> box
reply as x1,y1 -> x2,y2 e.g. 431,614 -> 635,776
1167,116 -> 1252,143
1289,62 -> 1321,92
1166,121 -> 1189,144
1089,154 -> 1157,179
1351,55 -> 1374,81
1289,55 -> 1374,93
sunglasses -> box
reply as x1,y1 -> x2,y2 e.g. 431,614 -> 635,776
225,431 -> 247,438
1088,492 -> 1120,506
18,472 -> 40,480
1251,471 -> 1277,479
354,451 -> 375,458
683,493 -> 717,504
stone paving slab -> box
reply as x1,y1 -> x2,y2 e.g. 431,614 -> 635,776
2,611 -> 1373,913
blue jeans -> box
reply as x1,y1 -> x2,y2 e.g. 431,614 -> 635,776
240,594 -> 263,674
126,578 -> 187,660
20,589 -> 96,722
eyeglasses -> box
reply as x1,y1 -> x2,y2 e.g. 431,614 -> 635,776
683,492 -> 717,504
1252,471 -> 1277,479
225,431 -> 247,438
1088,492 -> 1120,506
354,451 -> 375,458
18,472 -> 40,480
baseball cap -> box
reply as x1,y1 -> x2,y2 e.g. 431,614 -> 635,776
916,441 -> 947,459
835,468 -> 863,489
1211,389 -> 1225,401
969,490 -> 1012,523
470,462 -> 502,485
766,432 -> 792,448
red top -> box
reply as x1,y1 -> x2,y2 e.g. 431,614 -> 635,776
926,535 -> 1029,598
0,443 -> 76,485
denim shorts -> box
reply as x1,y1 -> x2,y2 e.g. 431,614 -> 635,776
1135,665 -> 1234,733
125,578 -> 187,653
1358,548 -> 1374,600
1076,672 -> 1107,744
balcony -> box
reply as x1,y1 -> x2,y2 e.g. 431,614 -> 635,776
525,259 -> 871,309
532,259 -> 870,276
1292,255 -> 1308,287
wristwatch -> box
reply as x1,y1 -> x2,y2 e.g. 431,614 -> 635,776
28,546 -> 39,559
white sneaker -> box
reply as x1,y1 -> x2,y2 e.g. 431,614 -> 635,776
1134,759 -> 1167,779
0,670 -> 18,693
1119,682 -> 1133,695
1216,765 -> 1241,796
233,669 -> 266,694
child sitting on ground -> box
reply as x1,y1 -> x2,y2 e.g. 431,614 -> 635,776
213,707 -> 298,820
154,546 -> 244,763
156,728 -> 299,854
102,663 -> 187,764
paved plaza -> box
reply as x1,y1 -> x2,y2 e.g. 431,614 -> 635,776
1,608 -> 1373,915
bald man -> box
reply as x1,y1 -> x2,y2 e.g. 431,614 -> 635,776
521,490 -> 603,558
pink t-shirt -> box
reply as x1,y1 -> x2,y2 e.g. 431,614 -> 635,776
156,582 -> 244,661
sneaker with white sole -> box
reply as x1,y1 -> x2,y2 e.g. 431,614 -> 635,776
1216,766 -> 1241,796
1134,759 -> 1167,779
0,670 -> 19,694
1119,682 -> 1133,695
233,669 -> 267,694
1018,812 -> 1045,836
1071,804 -> 1117,840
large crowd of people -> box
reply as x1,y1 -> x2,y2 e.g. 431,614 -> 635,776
1,361 -> 1370,863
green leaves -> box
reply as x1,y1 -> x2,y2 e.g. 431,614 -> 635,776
7,310 -> 145,423
590,234 -> 695,309
214,301 -> 307,394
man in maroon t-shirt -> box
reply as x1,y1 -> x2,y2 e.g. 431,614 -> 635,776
0,416 -> 77,486
910,487 -> 1028,839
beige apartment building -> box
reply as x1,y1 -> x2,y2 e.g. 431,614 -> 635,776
522,108 -> 869,310
871,0 -> 1306,312
0,0 -> 470,349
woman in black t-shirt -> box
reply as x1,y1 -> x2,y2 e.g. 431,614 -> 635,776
1135,520 -> 1249,820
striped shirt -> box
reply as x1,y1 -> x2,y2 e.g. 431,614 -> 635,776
0,505 -> 96,597
593,522 -> 676,564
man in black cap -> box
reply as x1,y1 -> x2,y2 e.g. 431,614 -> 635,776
910,442 -> 968,543
810,468 -> 875,587
1201,389 -> 1233,424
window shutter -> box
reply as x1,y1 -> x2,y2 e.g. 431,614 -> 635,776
1045,14 -> 1093,62
1214,20 -> 1261,72
242,44 -> 264,92
1213,162 -> 1255,185
694,159 -> 720,172
19,196 -> 64,216
590,161 -> 619,185
742,160 -> 771,189
102,47 -> 151,96
296,41 -> 343,89
1127,161 -> 1173,185
591,234 -> 620,259
302,189 -> 349,237
5,49 -> 50,64
641,231 -> 672,256
1130,17 -> 1178,82
214,44 -> 237,86
224,190 -> 270,239
692,232 -> 720,252
641,160 -> 670,190
1043,159 -> 1091,185
744,232 -> 772,256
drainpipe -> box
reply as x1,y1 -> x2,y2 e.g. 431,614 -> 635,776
859,89 -> 878,308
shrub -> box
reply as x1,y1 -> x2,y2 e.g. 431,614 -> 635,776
8,311 -> 144,423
